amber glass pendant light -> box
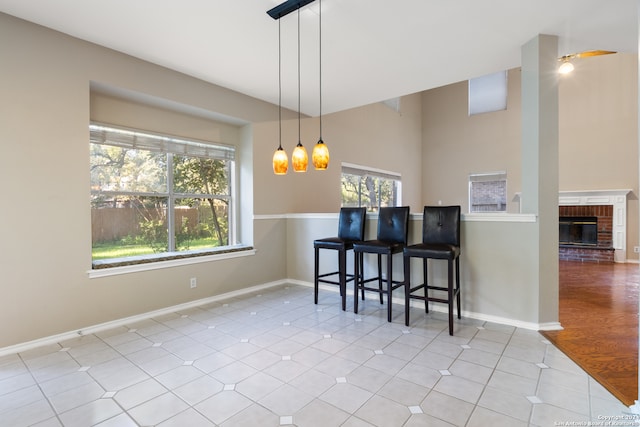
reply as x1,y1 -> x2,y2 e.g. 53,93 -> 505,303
273,146 -> 288,175
312,139 -> 329,170
312,0 -> 329,170
292,9 -> 308,172
292,142 -> 308,171
273,20 -> 288,175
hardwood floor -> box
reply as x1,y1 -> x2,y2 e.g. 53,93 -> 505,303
541,260 -> 639,406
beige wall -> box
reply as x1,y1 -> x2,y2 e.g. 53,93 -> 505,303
90,92 -> 243,147
422,54 -> 639,259
0,13 -> 291,348
1,11 -> 635,349
0,13 -> 424,349
253,94 -> 423,215
422,69 -> 523,212
559,53 -> 639,259
287,214 -> 544,327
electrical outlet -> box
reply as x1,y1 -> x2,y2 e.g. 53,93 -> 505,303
634,246 -> 640,254
190,277 -> 197,288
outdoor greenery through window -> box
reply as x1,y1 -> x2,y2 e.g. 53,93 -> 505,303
90,123 -> 235,265
469,172 -> 507,212
341,164 -> 401,211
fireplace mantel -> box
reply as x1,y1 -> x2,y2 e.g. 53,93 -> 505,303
558,189 -> 631,205
559,189 -> 631,262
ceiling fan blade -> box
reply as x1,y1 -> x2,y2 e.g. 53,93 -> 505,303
575,50 -> 616,59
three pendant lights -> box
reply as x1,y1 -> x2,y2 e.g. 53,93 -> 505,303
271,0 -> 329,175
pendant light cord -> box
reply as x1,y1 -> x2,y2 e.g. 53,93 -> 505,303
318,0 -> 322,140
278,19 -> 283,150
297,8 -> 301,144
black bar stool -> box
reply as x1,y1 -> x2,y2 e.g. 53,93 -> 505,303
314,207 -> 367,311
353,206 -> 410,322
403,205 -> 461,335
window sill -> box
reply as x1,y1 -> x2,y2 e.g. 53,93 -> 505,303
88,245 -> 255,278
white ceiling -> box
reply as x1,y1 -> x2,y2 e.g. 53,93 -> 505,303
0,0 -> 637,117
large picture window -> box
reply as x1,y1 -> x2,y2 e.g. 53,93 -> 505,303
90,123 -> 235,266
341,163 -> 401,212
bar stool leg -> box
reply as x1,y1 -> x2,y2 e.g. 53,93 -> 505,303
377,255 -> 383,304
404,254 -> 411,326
456,257 -> 461,319
339,249 -> 347,311
423,259 -> 429,313
448,259 -> 454,336
387,253 -> 393,322
359,252 -> 365,300
354,252 -> 361,314
314,247 -> 320,305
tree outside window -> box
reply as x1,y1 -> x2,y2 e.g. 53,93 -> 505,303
341,164 -> 401,211
90,124 -> 235,264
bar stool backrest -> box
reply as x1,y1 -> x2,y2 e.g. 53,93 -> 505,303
337,207 -> 367,241
377,206 -> 410,244
423,206 -> 461,246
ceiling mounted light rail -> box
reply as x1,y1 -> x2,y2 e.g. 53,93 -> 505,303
267,0 -> 316,20
268,0 -> 330,174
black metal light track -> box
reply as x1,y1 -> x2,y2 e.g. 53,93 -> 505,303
267,0 -> 316,20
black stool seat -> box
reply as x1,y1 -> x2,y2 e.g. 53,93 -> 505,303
314,208 -> 366,311
403,206 -> 461,335
314,237 -> 356,251
354,206 -> 410,322
404,243 -> 459,260
353,240 -> 405,255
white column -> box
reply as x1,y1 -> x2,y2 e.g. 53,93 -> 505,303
521,34 -> 560,326
633,0 -> 640,415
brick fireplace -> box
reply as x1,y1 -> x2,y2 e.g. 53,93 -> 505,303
559,205 -> 613,263
558,190 -> 630,263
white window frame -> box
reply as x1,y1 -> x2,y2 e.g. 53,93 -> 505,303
468,71 -> 508,116
89,123 -> 239,269
469,171 -> 507,213
341,162 -> 402,211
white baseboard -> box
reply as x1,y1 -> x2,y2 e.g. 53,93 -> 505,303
305,281 -> 550,331
0,278 -> 561,358
0,280 -> 289,358
537,322 -> 564,331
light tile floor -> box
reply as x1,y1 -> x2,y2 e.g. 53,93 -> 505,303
1,284 -> 637,426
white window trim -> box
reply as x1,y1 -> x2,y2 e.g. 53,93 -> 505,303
90,122 -> 238,268
468,70 -> 508,116
342,162 -> 402,180
87,245 -> 255,278
468,171 -> 507,213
